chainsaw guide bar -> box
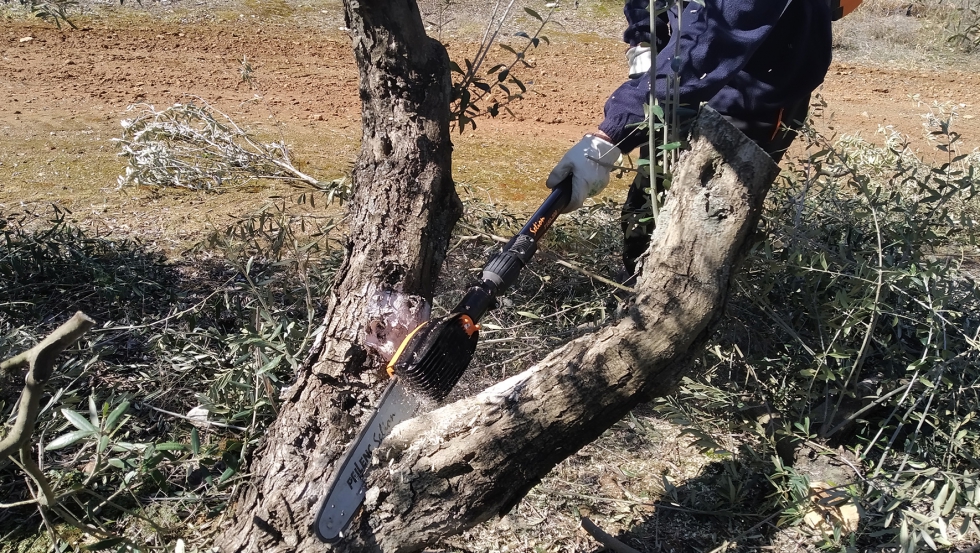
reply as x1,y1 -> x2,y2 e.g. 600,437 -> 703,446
314,379 -> 420,543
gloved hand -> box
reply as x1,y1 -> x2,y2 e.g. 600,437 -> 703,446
546,134 -> 622,213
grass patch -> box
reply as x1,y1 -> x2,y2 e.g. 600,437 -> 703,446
243,0 -> 294,18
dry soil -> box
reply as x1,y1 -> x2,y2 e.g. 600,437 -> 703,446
2,9 -> 980,252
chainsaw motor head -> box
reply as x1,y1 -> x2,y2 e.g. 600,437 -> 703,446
387,313 -> 480,401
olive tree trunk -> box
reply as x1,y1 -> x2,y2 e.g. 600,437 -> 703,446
213,1 -> 460,551
213,0 -> 779,548
332,107 -> 779,552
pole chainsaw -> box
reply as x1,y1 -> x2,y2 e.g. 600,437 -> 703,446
314,178 -> 572,543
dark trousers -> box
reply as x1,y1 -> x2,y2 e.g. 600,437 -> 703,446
620,97 -> 811,277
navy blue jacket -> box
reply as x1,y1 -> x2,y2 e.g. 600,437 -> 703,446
598,0 -> 833,152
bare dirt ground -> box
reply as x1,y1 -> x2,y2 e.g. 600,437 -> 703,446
3,4 -> 980,253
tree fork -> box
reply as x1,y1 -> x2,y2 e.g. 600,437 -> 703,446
1,311 -> 96,508
214,1 -> 460,551
333,107 -> 779,552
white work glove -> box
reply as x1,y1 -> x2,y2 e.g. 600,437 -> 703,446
546,134 -> 622,213
626,45 -> 652,78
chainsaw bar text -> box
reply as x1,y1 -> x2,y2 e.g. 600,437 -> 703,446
345,410 -> 399,491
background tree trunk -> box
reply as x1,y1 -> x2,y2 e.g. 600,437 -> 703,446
332,107 -> 779,552
214,1 -> 460,551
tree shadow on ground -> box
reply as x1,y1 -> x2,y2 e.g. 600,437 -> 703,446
586,454 -> 787,553
0,204 -> 323,544
3,206 -> 177,400
0,206 -> 250,396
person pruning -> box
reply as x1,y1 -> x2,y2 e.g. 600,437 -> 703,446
546,0 -> 835,278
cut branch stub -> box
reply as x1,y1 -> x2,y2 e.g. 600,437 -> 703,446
333,106 -> 780,552
0,311 -> 96,460
0,311 -> 96,506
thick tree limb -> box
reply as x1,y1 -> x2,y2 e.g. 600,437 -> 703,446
332,107 -> 779,552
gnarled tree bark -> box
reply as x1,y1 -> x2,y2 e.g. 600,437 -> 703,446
214,1 -> 460,551
213,0 -> 779,548
332,107 -> 779,552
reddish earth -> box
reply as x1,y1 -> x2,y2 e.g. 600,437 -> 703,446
2,16 -> 979,248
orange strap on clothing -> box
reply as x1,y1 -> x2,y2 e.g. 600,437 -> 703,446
831,0 -> 862,20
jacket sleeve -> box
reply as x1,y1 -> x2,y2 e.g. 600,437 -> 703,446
624,0 -> 671,50
599,0 -> 788,152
